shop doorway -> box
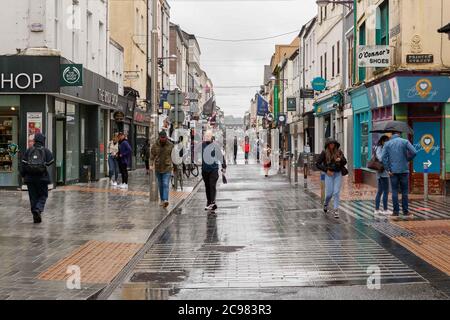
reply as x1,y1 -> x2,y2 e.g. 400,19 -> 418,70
55,118 -> 65,184
0,115 -> 19,187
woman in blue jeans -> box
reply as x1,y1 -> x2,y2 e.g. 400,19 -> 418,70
316,139 -> 348,219
107,135 -> 119,186
374,136 -> 391,215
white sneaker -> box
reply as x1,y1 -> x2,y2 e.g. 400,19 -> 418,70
383,209 -> 393,215
374,210 -> 381,215
119,183 -> 128,189
112,181 -> 118,187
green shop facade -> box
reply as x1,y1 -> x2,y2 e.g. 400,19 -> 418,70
0,55 -> 125,189
350,72 -> 450,195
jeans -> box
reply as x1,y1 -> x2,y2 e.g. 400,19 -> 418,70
27,182 -> 49,214
375,177 -> 389,211
156,172 -> 171,201
390,173 -> 409,214
324,171 -> 342,210
202,170 -> 219,206
108,155 -> 119,181
119,161 -> 128,184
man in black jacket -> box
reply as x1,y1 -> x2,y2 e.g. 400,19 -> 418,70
21,133 -> 54,223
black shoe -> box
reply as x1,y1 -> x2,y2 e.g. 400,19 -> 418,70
392,212 -> 400,217
210,203 -> 218,211
323,205 -> 328,213
32,211 -> 42,224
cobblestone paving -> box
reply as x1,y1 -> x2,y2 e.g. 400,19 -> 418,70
0,170 -> 200,300
109,164 -> 449,300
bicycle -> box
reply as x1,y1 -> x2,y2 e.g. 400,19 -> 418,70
183,162 -> 199,178
171,164 -> 183,191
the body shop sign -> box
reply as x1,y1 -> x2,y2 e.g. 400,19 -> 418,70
358,45 -> 390,67
60,64 -> 83,87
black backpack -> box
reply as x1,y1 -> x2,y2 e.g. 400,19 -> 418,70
26,146 -> 47,175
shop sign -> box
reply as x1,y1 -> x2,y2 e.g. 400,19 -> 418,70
277,114 -> 286,126
160,90 -> 170,109
367,76 -> 450,108
98,88 -> 119,106
60,64 -> 83,87
413,122 -> 441,174
406,54 -> 434,64
314,95 -> 341,116
26,112 -> 42,148
287,97 -> 297,112
257,94 -> 269,116
311,77 -> 326,91
134,111 -> 151,123
300,88 -> 314,99
358,45 -> 390,67
0,56 -> 60,93
113,111 -> 125,122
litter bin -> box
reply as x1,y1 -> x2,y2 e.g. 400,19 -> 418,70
82,149 -> 97,182
80,165 -> 91,183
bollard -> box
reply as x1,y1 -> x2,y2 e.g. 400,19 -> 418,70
424,162 -> 429,201
287,153 -> 291,182
294,151 -> 298,184
320,172 -> 326,204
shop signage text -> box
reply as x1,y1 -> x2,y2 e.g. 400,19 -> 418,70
300,88 -> 314,99
406,54 -> 434,64
287,97 -> 297,112
358,46 -> 390,67
1,73 -> 43,90
98,88 -> 119,106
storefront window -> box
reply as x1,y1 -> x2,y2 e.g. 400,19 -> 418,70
361,122 -> 369,168
136,125 -> 148,167
0,110 -> 19,187
66,102 -> 80,182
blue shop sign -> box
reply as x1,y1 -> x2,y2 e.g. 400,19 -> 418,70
311,77 -> 327,91
412,122 -> 441,174
314,94 -> 341,116
367,76 -> 450,108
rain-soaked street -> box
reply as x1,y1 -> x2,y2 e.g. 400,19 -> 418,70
107,163 -> 450,300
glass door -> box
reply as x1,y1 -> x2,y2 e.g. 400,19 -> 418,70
55,119 -> 65,184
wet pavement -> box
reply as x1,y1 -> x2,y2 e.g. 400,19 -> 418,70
0,170 -> 200,300
108,163 -> 450,300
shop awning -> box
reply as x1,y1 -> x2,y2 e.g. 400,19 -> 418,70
313,93 -> 342,116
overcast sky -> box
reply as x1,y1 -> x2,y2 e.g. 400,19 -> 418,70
168,0 -> 317,118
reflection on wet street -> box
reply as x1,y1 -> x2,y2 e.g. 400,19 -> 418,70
109,164 -> 449,300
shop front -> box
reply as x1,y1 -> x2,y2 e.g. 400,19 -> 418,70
0,55 -> 119,188
349,85 -> 372,184
366,74 -> 450,195
313,93 -> 342,153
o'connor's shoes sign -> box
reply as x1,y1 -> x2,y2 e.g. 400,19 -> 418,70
358,45 -> 391,67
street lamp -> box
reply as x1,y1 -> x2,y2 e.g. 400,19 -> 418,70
316,0 -> 353,8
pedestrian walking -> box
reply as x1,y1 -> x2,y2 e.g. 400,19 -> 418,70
244,136 -> 250,164
263,146 -> 272,177
233,136 -> 238,164
316,139 -> 348,219
256,136 -> 261,164
117,132 -> 132,189
150,131 -> 174,208
202,130 -> 227,213
373,135 -> 391,215
20,133 -> 54,224
141,139 -> 150,175
381,131 -> 417,216
107,135 -> 120,186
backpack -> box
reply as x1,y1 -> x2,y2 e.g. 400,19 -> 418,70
26,146 -> 47,175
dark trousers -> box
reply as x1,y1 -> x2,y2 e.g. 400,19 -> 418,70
144,159 -> 150,171
233,148 -> 237,162
375,177 -> 389,211
202,170 -> 219,205
119,162 -> 128,184
27,182 -> 48,214
390,173 -> 409,214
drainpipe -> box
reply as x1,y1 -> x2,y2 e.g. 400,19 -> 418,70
353,0 -> 357,85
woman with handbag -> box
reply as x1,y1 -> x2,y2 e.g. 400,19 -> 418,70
374,135 -> 391,215
263,146 -> 272,177
316,139 -> 348,219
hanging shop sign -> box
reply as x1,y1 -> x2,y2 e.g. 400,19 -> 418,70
311,77 -> 326,91
26,112 -> 43,148
357,45 -> 390,67
287,97 -> 297,112
367,76 -> 450,108
406,54 -> 434,64
300,88 -> 315,99
277,114 -> 287,126
257,94 -> 269,116
60,64 -> 83,87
